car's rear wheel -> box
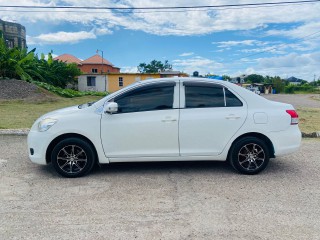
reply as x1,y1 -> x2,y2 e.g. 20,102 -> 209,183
229,137 -> 269,174
51,138 -> 95,178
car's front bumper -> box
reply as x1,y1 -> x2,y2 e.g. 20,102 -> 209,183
27,130 -> 53,165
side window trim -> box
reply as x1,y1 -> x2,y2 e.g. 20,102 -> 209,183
182,81 -> 243,109
113,82 -> 176,114
224,87 -> 244,107
114,81 -> 176,102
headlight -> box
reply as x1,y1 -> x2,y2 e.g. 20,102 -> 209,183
38,118 -> 58,132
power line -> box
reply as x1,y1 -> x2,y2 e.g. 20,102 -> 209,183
0,3 -> 315,14
0,0 -> 319,11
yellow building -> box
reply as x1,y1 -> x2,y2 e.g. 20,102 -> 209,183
107,73 -> 161,92
78,72 -> 188,92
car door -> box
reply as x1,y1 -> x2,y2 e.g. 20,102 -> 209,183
179,81 -> 247,156
100,81 -> 180,160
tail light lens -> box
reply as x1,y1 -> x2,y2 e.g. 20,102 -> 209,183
286,110 -> 299,125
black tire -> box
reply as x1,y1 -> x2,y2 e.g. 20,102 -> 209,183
51,138 -> 96,178
229,137 -> 269,175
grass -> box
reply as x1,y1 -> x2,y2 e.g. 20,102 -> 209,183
1,96 -> 320,133
0,95 -> 102,129
296,107 -> 320,133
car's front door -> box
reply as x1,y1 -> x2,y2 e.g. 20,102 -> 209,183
100,81 -> 179,160
179,81 -> 247,156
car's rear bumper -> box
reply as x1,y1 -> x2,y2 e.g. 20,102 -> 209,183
268,126 -> 301,157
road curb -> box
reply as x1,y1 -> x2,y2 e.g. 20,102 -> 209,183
1,129 -> 320,138
0,129 -> 30,136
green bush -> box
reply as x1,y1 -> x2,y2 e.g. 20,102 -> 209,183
284,84 -> 318,94
33,81 -> 107,98
284,85 -> 295,93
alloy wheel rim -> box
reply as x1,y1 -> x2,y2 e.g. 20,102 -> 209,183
238,143 -> 265,171
57,145 -> 87,174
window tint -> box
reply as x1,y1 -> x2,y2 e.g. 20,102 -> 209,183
115,84 -> 174,113
225,88 -> 243,107
185,85 -> 224,108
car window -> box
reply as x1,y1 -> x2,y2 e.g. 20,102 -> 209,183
115,83 -> 175,113
185,85 -> 225,108
225,88 -> 243,107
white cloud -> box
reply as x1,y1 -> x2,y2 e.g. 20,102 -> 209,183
267,22 -> 320,39
120,66 -> 139,73
93,28 -> 113,36
179,52 -> 194,57
172,56 -> 224,75
213,40 -> 267,48
2,0 -> 319,36
249,52 -> 320,81
27,31 -> 97,45
44,53 -> 58,60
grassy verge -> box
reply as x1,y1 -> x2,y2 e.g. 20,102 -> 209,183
0,96 -> 102,129
296,107 -> 320,133
1,97 -> 319,133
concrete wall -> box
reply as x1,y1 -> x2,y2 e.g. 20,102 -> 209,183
79,64 -> 120,74
78,75 -> 107,92
0,19 -> 26,48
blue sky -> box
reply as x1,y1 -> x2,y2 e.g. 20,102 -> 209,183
1,0 -> 320,81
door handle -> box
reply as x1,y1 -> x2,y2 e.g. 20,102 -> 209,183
225,115 -> 241,120
161,119 -> 177,123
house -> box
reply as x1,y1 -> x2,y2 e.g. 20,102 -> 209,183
79,71 -> 188,92
53,54 -> 81,65
78,73 -> 162,92
0,19 -> 26,48
230,74 -> 247,84
287,76 -> 303,85
79,54 -> 120,74
159,71 -> 188,78
54,54 -> 120,74
55,53 -> 187,92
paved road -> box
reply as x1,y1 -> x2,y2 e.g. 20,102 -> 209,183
1,135 -> 320,240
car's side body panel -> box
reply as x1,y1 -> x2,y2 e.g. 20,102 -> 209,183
27,77 -> 301,169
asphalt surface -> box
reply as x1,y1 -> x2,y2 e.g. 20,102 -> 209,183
1,135 -> 320,240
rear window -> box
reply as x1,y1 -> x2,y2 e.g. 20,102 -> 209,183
185,85 -> 225,108
184,82 -> 243,108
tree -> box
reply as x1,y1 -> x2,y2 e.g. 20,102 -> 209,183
0,37 -> 38,80
0,36 -> 81,88
271,76 -> 285,93
245,74 -> 264,83
222,75 -> 231,81
138,60 -> 172,73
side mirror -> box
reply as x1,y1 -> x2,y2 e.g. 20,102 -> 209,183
104,102 -> 118,114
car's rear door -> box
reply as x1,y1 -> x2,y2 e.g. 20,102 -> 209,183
179,81 -> 247,156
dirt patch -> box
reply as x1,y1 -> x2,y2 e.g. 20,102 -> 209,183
263,93 -> 320,108
0,79 -> 58,102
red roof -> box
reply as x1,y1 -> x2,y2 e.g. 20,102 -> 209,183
81,54 -> 114,66
54,54 -> 81,64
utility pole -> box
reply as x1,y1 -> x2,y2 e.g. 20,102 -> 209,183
96,49 -> 107,92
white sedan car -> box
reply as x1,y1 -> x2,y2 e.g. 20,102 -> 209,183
28,78 -> 301,177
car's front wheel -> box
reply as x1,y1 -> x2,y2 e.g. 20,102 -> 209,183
51,138 -> 96,178
229,137 -> 270,174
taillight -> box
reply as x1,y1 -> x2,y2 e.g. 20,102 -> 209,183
286,110 -> 299,125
